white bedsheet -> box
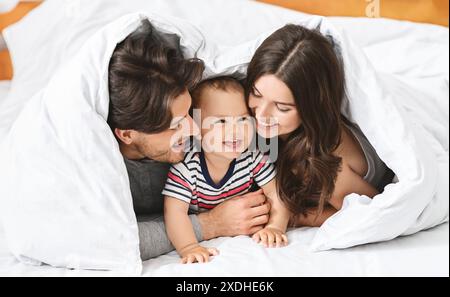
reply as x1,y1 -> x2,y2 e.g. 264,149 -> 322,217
1,222 -> 448,277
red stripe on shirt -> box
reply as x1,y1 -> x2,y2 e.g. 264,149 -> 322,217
253,155 -> 268,175
167,172 -> 192,192
197,202 -> 216,210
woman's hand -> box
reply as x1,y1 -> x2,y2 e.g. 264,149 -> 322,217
180,244 -> 220,264
252,227 -> 288,248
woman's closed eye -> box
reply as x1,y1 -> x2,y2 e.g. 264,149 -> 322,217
276,104 -> 292,113
251,87 -> 263,98
252,86 -> 292,112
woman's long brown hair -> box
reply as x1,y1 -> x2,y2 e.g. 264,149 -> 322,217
246,24 -> 346,219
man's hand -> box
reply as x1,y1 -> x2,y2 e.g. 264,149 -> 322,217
198,189 -> 271,240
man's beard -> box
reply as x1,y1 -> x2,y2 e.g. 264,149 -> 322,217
138,144 -> 185,164
153,150 -> 185,164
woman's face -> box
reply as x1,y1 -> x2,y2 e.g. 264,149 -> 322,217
248,74 -> 301,139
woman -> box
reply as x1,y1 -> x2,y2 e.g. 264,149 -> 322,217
246,24 -> 394,227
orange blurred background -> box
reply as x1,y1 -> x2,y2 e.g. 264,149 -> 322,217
259,0 -> 449,26
1,0 -> 449,80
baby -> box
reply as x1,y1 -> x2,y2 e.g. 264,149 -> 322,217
162,77 -> 290,264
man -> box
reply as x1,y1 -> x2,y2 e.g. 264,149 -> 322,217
107,20 -> 271,260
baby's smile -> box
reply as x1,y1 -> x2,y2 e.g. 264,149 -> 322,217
222,139 -> 244,152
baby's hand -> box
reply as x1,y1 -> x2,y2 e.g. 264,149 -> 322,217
252,227 -> 288,248
180,244 -> 219,264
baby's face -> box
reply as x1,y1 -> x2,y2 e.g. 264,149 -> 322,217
196,88 -> 255,160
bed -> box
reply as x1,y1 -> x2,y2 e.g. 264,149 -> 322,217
0,220 -> 448,277
0,0 -> 448,277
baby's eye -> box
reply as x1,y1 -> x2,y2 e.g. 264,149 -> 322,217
214,119 -> 227,125
238,116 -> 251,122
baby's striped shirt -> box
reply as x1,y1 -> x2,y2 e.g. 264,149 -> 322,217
162,150 -> 276,213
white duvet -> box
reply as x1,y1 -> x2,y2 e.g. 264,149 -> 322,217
0,0 -> 448,273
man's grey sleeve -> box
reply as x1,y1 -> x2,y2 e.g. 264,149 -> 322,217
137,214 -> 203,261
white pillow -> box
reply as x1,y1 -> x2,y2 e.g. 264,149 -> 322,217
0,12 -> 213,273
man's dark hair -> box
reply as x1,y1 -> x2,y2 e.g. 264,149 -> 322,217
107,20 -> 205,134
